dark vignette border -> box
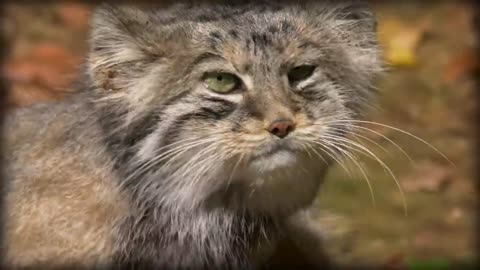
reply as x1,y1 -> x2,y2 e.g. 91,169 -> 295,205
0,1 -> 478,270
473,0 -> 480,269
0,1 -> 8,269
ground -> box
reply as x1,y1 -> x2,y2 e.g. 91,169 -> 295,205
2,2 -> 477,268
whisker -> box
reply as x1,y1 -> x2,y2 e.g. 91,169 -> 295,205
188,152 -> 223,187
322,139 -> 377,208
124,138 -> 219,186
146,129 -> 227,157
189,150 -> 235,192
350,125 -> 413,163
226,153 -> 245,192
133,137 -> 215,169
307,140 -> 353,178
167,150 -> 220,189
299,139 -> 329,166
327,126 -> 391,157
325,119 -> 454,166
175,144 -> 221,179
321,134 -> 408,216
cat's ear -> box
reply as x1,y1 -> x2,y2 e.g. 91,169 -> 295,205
331,1 -> 383,78
309,1 -> 378,47
87,5 -> 151,91
89,5 -> 155,63
335,0 -> 377,29
87,4 -> 185,92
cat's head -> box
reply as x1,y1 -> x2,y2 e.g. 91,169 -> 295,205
88,1 -> 383,215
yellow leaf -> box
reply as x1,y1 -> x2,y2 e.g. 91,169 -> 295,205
377,17 -> 429,68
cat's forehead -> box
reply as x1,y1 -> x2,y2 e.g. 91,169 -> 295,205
148,1 -> 302,23
190,17 -> 332,74
91,1 -> 379,82
141,1 -> 332,37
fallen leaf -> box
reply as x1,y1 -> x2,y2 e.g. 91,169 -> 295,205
401,161 -> 453,192
413,231 -> 436,249
57,3 -> 92,31
445,207 -> 464,225
2,43 -> 81,108
378,17 -> 431,68
3,43 -> 81,90
443,48 -> 478,83
28,43 -> 79,66
384,252 -> 408,270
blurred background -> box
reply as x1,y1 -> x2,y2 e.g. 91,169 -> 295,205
1,2 -> 477,268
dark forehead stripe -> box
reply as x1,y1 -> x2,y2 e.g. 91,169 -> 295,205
228,29 -> 239,39
209,31 -> 224,50
191,4 -> 255,23
280,20 -> 295,32
267,25 -> 279,34
251,32 -> 272,48
210,31 -> 223,40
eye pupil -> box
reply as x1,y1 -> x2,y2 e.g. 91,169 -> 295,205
287,65 -> 315,84
204,72 -> 241,94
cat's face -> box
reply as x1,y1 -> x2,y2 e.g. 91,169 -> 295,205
89,1 -> 382,215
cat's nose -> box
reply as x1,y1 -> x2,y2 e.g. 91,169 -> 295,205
267,119 -> 296,138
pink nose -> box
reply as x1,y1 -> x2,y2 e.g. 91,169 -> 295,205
267,119 -> 295,138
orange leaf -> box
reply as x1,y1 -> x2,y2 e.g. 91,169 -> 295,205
57,3 -> 92,31
443,48 -> 478,83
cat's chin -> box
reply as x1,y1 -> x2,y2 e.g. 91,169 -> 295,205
222,148 -> 327,215
248,148 -> 298,173
246,138 -> 306,172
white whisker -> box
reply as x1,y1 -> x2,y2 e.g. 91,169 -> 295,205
327,126 -> 391,156
307,140 -> 353,178
321,134 -> 408,216
322,139 -> 377,207
325,119 -> 454,166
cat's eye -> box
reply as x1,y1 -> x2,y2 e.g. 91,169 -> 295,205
287,65 -> 316,84
204,72 -> 240,93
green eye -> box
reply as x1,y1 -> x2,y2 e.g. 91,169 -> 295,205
287,65 -> 316,83
204,72 -> 240,93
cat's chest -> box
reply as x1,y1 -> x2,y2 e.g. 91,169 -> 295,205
112,207 -> 281,269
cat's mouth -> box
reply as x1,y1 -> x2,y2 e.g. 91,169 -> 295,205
251,144 -> 293,159
248,140 -> 300,171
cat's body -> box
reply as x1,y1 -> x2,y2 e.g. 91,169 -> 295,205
2,1 -> 382,269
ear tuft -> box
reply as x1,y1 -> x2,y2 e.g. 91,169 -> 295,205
87,4 -> 171,92
335,1 -> 377,31
328,1 -> 384,85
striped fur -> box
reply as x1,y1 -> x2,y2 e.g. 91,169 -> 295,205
3,1 -> 382,269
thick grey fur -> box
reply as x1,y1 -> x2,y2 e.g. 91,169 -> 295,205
3,1 -> 383,269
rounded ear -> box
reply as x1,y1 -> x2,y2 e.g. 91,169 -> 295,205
337,1 -> 376,20
334,1 -> 383,71
334,0 -> 378,36
87,5 -> 154,91
90,4 -> 153,57
87,4 -> 187,92
90,3 -> 188,58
